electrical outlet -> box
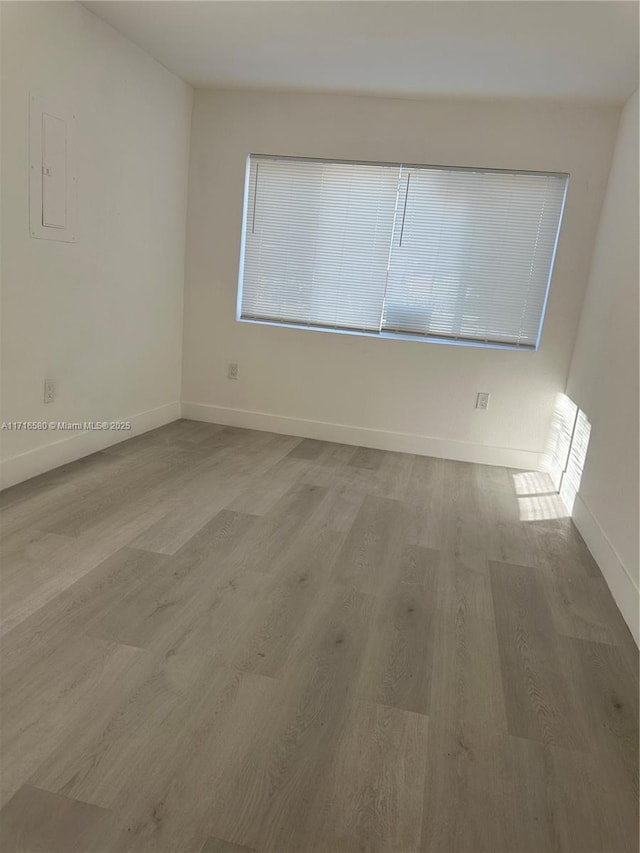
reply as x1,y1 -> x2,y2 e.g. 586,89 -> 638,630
476,392 -> 490,410
44,380 -> 55,404
227,362 -> 239,380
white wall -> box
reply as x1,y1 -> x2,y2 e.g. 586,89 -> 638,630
0,1 -> 192,487
566,90 -> 639,643
182,89 -> 619,467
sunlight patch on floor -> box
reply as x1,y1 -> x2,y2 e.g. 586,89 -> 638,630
518,493 -> 570,521
512,470 -> 556,497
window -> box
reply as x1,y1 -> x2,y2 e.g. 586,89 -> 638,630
238,155 -> 568,350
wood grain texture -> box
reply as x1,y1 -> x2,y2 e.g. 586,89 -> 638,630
0,785 -> 111,853
430,558 -> 508,732
332,494 -> 408,594
0,420 -> 637,853
305,700 -> 429,853
561,636 -> 639,799
490,559 -> 587,750
206,587 -> 373,852
358,558 -> 438,715
201,839 -> 257,853
421,719 -> 552,853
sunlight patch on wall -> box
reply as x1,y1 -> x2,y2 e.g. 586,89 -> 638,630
559,407 -> 591,514
515,393 -> 591,521
541,392 -> 578,491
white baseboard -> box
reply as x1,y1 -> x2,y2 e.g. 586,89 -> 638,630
572,493 -> 639,646
0,401 -> 181,489
181,401 -> 544,470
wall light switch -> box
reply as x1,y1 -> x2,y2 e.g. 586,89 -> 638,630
476,392 -> 490,410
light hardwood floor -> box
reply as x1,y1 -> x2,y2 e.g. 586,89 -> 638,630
0,419 -> 637,853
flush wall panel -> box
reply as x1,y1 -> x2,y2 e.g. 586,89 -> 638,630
41,112 -> 67,228
29,95 -> 77,242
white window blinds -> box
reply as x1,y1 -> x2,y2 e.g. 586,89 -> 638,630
241,157 -> 400,332
239,155 -> 568,349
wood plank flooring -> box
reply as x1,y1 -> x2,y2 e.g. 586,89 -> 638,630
0,419 -> 637,853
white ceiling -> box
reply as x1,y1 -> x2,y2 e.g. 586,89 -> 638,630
84,1 -> 639,103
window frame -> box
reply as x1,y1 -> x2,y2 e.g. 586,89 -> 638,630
236,153 -> 569,352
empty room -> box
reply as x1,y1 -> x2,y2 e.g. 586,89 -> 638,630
0,1 -> 638,851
